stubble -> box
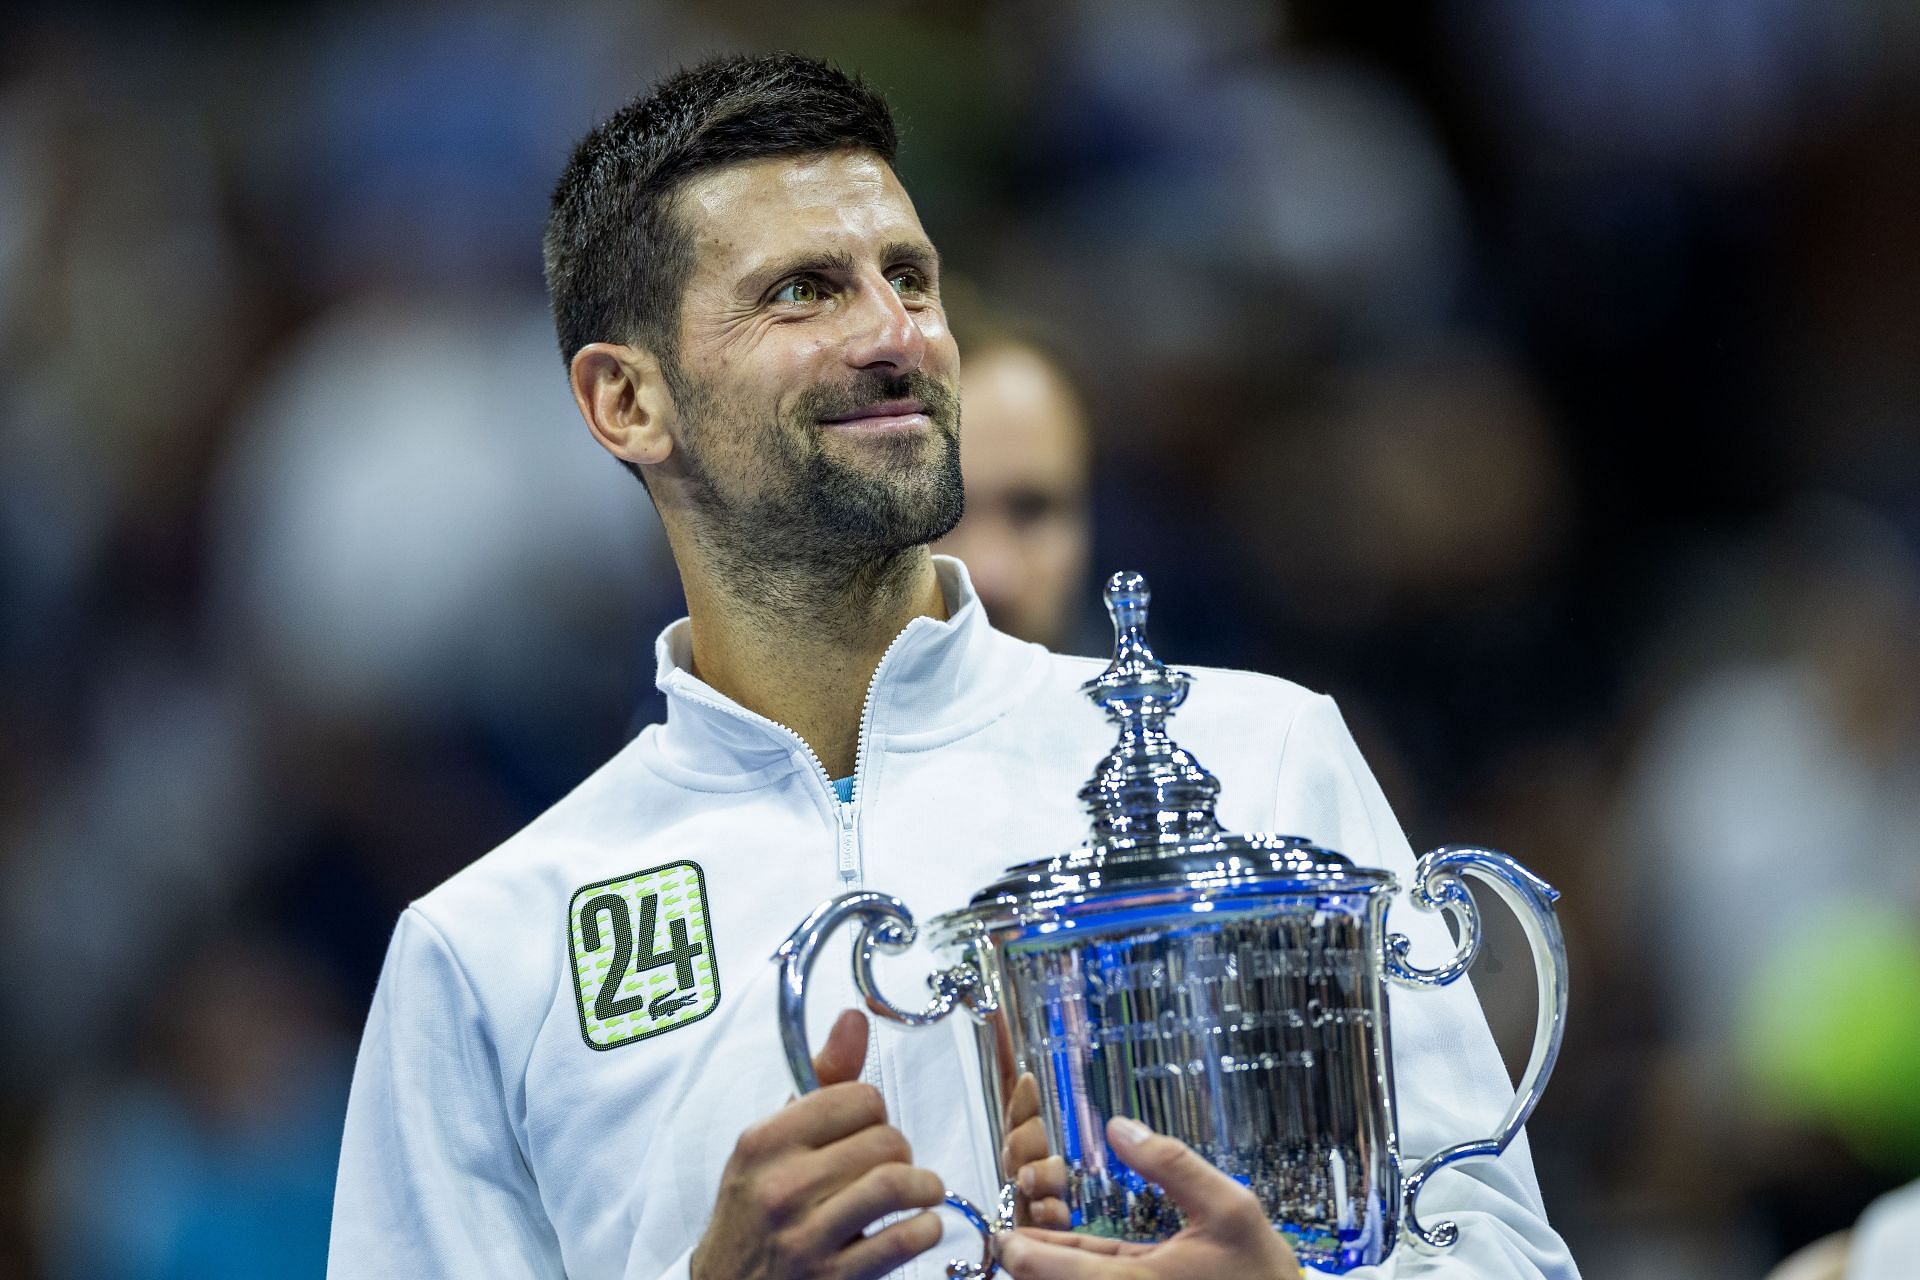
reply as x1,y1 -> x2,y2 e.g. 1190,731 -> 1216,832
670,363 -> 965,631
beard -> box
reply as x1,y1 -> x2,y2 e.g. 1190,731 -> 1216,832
669,363 -> 965,589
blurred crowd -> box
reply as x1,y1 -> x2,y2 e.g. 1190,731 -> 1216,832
3,2 -> 1917,1277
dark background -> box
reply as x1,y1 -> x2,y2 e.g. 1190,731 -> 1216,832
3,2 -> 1918,1277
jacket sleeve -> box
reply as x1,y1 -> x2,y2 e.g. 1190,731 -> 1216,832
329,908 -> 567,1279
1272,694 -> 1580,1280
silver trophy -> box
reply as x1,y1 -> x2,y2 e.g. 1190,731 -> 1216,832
774,572 -> 1568,1278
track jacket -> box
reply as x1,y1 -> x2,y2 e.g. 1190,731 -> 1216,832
329,557 -> 1577,1279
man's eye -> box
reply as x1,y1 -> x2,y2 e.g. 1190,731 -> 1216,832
889,269 -> 928,295
772,278 -> 819,304
1006,490 -> 1081,528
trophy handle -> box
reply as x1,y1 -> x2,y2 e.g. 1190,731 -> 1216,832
773,891 -> 1009,1280
1382,846 -> 1568,1252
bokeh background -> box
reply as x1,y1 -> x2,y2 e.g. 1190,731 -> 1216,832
4,2 -> 1918,1277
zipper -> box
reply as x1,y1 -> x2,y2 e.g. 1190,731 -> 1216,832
665,620 -> 921,884
667,624 -> 923,1148
836,803 -> 859,880
847,624 -> 915,810
841,629 -> 917,1124
838,628 -> 917,1114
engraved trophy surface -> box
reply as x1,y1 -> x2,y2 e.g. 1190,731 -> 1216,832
774,572 -> 1569,1278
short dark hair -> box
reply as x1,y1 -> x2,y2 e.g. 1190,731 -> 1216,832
542,53 -> 898,372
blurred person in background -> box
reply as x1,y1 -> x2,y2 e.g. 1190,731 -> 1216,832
1765,1176 -> 1920,1280
1616,498 -> 1920,1263
932,314 -> 1096,653
33,934 -> 352,1280
1,8 -> 673,1277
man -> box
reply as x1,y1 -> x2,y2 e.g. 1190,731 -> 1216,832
329,53 -> 1575,1280
931,328 -> 1093,652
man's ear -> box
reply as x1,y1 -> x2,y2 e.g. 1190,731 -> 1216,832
569,342 -> 676,470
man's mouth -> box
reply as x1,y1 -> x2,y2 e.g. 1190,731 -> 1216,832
818,399 -> 931,432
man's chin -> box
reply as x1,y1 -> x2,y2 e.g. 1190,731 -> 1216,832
816,424 -> 960,496
818,481 -> 965,559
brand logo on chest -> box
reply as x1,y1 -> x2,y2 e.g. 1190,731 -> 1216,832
568,860 -> 719,1050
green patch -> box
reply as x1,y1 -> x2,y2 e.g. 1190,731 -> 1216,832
569,861 -> 719,1050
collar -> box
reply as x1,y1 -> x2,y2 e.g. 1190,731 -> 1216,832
638,556 -> 1048,791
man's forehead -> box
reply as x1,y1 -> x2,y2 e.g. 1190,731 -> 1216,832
962,346 -> 1090,478
674,151 -> 931,286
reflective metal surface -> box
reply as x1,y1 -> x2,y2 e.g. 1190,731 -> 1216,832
772,571 -> 1570,1273
1075,569 -> 1222,846
1386,846 -> 1568,1251
991,894 -> 1397,1263
772,893 -> 1006,1280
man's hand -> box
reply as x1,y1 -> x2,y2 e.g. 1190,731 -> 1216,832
1001,1072 -> 1069,1228
995,1117 -> 1303,1280
690,1010 -> 946,1280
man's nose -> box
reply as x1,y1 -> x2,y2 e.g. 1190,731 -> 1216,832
842,274 -> 927,373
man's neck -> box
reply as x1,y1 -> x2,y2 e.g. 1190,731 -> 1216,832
679,547 -> 948,779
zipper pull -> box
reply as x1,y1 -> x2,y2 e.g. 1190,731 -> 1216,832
836,802 -> 859,881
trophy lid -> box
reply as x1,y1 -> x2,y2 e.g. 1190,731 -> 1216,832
951,572 -> 1389,927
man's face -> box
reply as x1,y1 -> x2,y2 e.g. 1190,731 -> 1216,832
933,344 -> 1091,649
660,151 -> 963,570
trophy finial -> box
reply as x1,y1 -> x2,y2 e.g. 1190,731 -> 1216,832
1106,571 -> 1150,631
1087,571 -> 1180,713
1079,571 -> 1222,845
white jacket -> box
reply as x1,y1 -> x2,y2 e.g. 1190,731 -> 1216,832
329,557 -> 1577,1280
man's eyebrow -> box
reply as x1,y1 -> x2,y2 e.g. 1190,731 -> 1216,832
737,249 -> 858,299
880,241 -> 941,277
735,242 -> 942,299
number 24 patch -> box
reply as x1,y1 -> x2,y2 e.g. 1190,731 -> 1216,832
568,861 -> 719,1050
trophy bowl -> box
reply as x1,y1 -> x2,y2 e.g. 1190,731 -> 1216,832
775,573 -> 1568,1278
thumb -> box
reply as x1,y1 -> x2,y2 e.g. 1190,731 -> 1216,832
1106,1116 -> 1254,1228
813,1008 -> 870,1087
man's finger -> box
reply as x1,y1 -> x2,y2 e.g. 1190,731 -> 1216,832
1002,1228 -> 1152,1257
1105,1116 -> 1261,1229
764,1080 -> 889,1149
832,1209 -> 944,1280
814,1008 -> 870,1088
814,1119 -> 914,1179
1016,1155 -> 1068,1200
996,1231 -> 1147,1280
805,1162 -> 946,1253
1003,1071 -> 1042,1128
1002,1115 -> 1051,1172
752,1122 -> 915,1219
